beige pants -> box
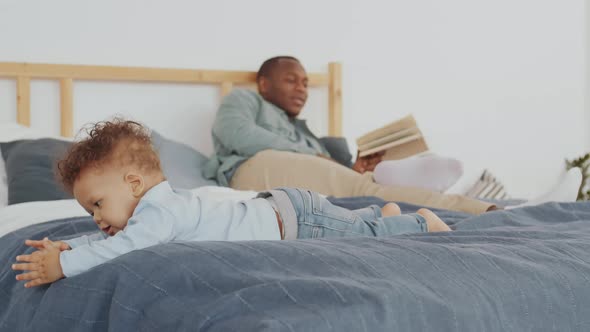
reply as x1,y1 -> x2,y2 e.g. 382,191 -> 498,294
230,150 -> 493,215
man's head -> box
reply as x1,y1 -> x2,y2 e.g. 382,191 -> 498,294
256,56 -> 308,118
57,119 -> 164,236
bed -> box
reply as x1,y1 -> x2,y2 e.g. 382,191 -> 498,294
1,62 -> 590,331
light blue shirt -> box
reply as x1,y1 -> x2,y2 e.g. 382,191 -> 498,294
60,181 -> 279,277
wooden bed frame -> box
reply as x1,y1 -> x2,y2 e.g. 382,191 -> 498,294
0,61 -> 342,137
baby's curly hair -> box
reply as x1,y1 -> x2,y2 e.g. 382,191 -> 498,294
57,118 -> 162,194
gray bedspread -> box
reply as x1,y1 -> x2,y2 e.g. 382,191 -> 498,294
1,199 -> 590,331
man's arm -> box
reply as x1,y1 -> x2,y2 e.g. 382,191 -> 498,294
212,91 -> 318,157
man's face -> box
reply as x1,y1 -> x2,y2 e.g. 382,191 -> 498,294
258,59 -> 308,118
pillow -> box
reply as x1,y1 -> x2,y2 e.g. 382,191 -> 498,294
0,123 -> 46,207
1,138 -> 73,205
319,136 -> 353,168
0,123 -> 72,207
0,130 -> 216,205
151,131 -> 218,189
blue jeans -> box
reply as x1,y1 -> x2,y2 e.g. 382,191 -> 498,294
274,188 -> 428,239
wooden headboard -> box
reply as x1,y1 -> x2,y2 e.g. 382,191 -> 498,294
0,62 -> 342,137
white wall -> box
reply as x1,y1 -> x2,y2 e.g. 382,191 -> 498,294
587,0 -> 590,152
0,0 -> 587,199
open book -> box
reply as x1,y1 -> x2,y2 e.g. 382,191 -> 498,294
356,114 -> 429,160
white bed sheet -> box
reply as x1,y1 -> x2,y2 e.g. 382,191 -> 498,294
0,186 -> 258,238
0,199 -> 86,238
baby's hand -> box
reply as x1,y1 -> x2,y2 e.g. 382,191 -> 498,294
25,237 -> 70,251
12,240 -> 65,288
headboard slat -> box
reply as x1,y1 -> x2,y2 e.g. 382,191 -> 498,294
60,78 -> 74,137
16,76 -> 31,127
0,62 -> 330,86
1,61 -> 342,138
328,63 -> 342,136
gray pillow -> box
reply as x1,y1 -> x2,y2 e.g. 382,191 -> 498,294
319,136 -> 353,168
0,133 -> 217,205
151,131 -> 218,189
1,139 -> 73,205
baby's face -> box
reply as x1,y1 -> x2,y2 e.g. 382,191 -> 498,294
73,165 -> 140,236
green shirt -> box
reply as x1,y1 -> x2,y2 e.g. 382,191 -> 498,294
204,89 -> 329,186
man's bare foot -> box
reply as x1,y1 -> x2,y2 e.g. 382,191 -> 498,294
381,203 -> 401,217
416,208 -> 451,232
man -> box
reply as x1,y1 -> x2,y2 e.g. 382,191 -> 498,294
254,56 -> 384,174
204,56 -> 494,214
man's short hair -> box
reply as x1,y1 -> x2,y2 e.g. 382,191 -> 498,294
256,56 -> 300,82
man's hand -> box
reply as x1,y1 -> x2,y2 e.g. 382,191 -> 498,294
25,237 -> 70,251
352,151 -> 385,174
12,240 -> 65,288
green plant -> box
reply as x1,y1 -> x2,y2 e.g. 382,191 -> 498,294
565,153 -> 590,201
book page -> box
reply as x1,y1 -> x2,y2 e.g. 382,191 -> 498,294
382,138 -> 429,160
357,127 -> 421,151
356,114 -> 417,146
358,133 -> 423,157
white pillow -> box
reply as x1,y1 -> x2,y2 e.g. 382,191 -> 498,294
0,122 -> 72,208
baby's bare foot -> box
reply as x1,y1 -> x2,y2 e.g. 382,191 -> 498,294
416,208 -> 451,232
381,203 -> 401,217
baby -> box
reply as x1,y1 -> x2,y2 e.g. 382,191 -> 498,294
12,119 -> 450,288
